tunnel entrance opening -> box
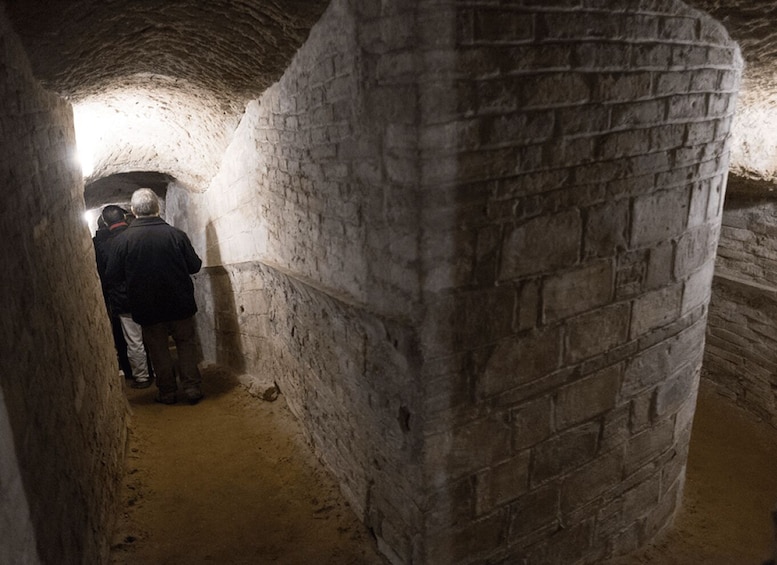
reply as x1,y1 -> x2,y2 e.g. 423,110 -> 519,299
84,172 -> 173,211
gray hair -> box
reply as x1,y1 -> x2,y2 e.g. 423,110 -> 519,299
130,188 -> 160,217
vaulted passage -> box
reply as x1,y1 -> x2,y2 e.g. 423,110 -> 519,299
2,1 -> 777,564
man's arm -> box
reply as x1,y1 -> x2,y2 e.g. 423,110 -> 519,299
179,231 -> 202,274
104,237 -> 127,286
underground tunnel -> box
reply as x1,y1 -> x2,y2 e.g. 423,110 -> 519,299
2,0 -> 777,563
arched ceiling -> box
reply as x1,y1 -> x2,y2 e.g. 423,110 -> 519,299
2,1 -> 777,203
3,0 -> 329,101
1,0 -> 330,204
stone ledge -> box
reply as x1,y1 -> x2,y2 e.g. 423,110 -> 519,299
713,270 -> 777,296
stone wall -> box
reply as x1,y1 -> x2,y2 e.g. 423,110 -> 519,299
171,0 -> 428,561
704,187 -> 777,427
417,1 -> 741,563
191,263 -> 424,560
0,8 -> 129,564
174,1 -> 741,564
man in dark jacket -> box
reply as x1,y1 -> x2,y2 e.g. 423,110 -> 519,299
106,188 -> 204,405
98,205 -> 153,389
93,213 -> 133,382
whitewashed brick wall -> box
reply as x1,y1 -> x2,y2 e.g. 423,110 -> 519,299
417,1 -> 741,563
705,191 -> 777,427
178,1 -> 742,564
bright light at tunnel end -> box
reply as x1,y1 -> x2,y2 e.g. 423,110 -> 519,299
72,104 -> 102,177
83,208 -> 100,235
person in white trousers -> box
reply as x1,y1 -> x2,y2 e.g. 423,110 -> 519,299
97,205 -> 152,389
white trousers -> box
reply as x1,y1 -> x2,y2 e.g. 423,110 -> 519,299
119,313 -> 150,382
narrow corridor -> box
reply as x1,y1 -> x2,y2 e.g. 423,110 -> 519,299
108,365 -> 386,565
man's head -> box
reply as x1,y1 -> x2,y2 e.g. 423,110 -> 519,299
101,205 -> 128,227
130,188 -> 160,218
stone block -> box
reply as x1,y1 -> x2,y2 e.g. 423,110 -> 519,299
516,279 -> 540,331
456,286 -> 516,348
508,484 -> 560,542
600,128 -> 651,159
543,259 -> 614,322
476,79 -> 522,114
655,364 -> 700,419
687,181 -> 710,228
685,120 -> 717,146
499,209 -> 582,280
667,92 -> 708,120
623,473 -> 661,521
708,92 -> 735,116
555,366 -> 621,430
532,422 -> 600,484
426,415 -> 512,484
622,319 -> 705,398
629,391 -> 653,434
512,394 -> 553,450
478,326 -> 562,398
610,99 -> 665,130
423,355 -> 471,417
600,401 -> 630,452
625,419 -> 674,475
425,477 -> 475,532
561,450 -> 623,513
650,123 -> 686,152
644,479 -> 682,538
523,519 -> 596,565
473,9 -> 533,42
681,260 -> 715,314
632,188 -> 689,247
584,199 -> 629,258
524,73 -> 590,107
707,175 -> 727,221
565,302 -> 630,363
558,104 -> 610,136
654,71 -> 691,96
675,225 -> 716,280
425,510 -> 508,565
630,284 -> 683,339
475,451 -> 531,515
616,250 -> 648,299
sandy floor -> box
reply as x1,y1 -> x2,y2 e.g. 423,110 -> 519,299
109,365 -> 386,565
604,383 -> 777,565
110,368 -> 777,564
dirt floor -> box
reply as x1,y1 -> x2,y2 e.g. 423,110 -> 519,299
604,382 -> 777,565
109,368 -> 777,565
109,364 -> 386,565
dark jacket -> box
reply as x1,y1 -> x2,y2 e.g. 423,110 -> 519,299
96,222 -> 132,315
105,216 -> 202,326
93,226 -> 112,302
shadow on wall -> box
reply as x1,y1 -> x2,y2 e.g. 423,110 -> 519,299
205,222 -> 245,372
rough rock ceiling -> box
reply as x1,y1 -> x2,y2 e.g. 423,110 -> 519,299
2,1 -> 777,203
3,0 -> 329,103
2,0 -> 330,205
